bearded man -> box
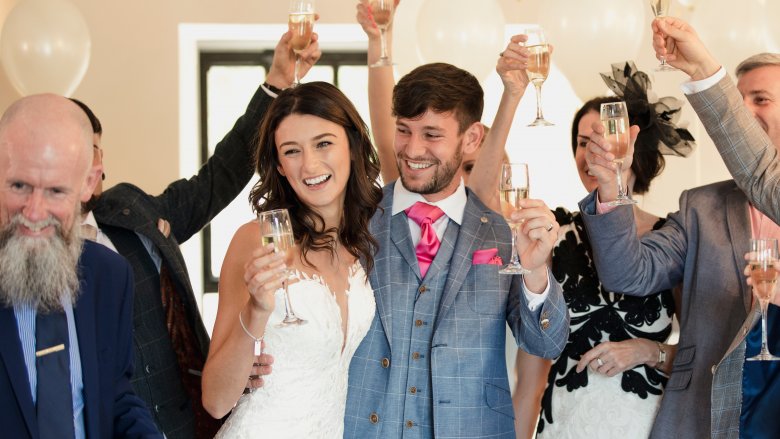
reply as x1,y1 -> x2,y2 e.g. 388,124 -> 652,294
0,94 -> 161,439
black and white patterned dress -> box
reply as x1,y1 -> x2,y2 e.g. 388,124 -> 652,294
536,208 -> 674,438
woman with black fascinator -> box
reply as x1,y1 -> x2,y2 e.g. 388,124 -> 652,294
502,62 -> 695,438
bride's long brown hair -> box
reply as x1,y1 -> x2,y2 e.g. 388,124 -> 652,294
250,81 -> 382,273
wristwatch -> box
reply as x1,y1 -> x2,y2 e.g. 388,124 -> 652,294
656,342 -> 666,366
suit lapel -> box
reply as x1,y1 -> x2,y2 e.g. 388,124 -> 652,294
725,185 -> 753,314
723,302 -> 761,362
433,195 -> 490,332
0,306 -> 36,436
73,261 -> 100,439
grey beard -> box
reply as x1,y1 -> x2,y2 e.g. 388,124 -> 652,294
0,213 -> 84,313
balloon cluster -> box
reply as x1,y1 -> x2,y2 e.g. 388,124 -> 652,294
0,0 -> 91,97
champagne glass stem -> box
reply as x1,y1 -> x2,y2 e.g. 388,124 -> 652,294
534,82 -> 545,121
379,28 -> 389,62
509,225 -> 521,266
293,54 -> 301,86
760,298 -> 771,356
615,161 -> 628,199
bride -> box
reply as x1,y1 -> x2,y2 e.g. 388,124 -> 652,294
201,80 -> 382,438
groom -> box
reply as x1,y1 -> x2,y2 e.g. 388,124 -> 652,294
343,63 -> 569,438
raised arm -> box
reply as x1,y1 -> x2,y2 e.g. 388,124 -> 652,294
357,0 -> 400,183
654,17 -> 780,223
201,223 -> 286,418
468,35 -> 530,212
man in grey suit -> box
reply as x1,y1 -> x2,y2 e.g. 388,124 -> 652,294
581,19 -> 780,436
75,33 -> 320,438
343,63 -> 569,439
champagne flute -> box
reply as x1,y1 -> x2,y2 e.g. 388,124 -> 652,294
747,238 -> 780,361
525,27 -> 553,127
649,0 -> 678,72
600,101 -> 637,206
499,163 -> 531,275
369,0 -> 394,67
289,0 -> 316,87
259,208 -> 306,326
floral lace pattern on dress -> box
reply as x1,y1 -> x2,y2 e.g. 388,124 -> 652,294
536,208 -> 674,438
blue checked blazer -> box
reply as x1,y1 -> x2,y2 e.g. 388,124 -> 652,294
344,183 -> 568,439
686,74 -> 780,224
580,184 -> 754,438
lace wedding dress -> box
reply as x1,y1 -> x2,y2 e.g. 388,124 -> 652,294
215,263 -> 375,439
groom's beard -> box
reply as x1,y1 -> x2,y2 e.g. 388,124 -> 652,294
0,210 -> 84,313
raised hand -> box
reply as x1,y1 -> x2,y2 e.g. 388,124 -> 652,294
584,119 -> 640,203
651,17 -> 721,80
266,28 -> 322,89
497,34 -> 531,96
356,0 -> 400,39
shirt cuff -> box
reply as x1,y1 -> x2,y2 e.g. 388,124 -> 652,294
523,266 -> 551,312
596,192 -> 618,215
680,67 -> 726,95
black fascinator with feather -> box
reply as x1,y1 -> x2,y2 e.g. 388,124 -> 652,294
600,61 -> 695,158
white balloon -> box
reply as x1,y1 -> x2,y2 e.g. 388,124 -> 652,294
0,0 -> 91,97
415,0 -> 506,83
538,0 -> 647,101
691,0 -> 777,76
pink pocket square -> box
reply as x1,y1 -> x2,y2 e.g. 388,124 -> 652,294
472,248 -> 502,265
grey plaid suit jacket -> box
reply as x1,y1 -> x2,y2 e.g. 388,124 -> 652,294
580,183 -> 754,438
687,75 -> 780,224
344,183 -> 568,438
91,85 -> 273,437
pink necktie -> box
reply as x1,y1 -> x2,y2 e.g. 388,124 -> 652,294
406,202 -> 445,278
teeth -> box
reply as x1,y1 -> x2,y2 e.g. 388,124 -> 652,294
304,175 -> 329,185
408,162 -> 432,170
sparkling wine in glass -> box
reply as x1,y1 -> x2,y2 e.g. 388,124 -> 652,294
259,208 -> 306,326
499,163 -> 531,275
600,101 -> 637,206
649,0 -> 677,72
289,0 -> 315,86
747,238 -> 780,361
525,27 -> 553,127
369,0 -> 394,67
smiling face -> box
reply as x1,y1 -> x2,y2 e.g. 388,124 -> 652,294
737,64 -> 780,150
0,96 -> 98,240
394,110 -> 480,202
275,113 -> 352,222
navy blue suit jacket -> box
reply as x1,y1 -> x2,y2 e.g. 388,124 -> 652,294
0,240 -> 162,438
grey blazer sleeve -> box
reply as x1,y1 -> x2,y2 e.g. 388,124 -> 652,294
150,85 -> 274,243
686,75 -> 780,222
578,190 -> 687,296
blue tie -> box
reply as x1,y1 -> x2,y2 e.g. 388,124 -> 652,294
35,311 -> 75,439
740,304 -> 780,438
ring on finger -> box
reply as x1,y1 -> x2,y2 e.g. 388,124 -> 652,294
596,357 -> 604,367
545,223 -> 554,232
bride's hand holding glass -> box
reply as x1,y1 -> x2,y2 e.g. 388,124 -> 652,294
585,117 -> 641,204
244,243 -> 289,314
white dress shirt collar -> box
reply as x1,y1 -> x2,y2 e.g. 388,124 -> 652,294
391,179 -> 467,225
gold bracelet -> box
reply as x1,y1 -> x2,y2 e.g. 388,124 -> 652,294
239,309 -> 263,356
656,341 -> 666,366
